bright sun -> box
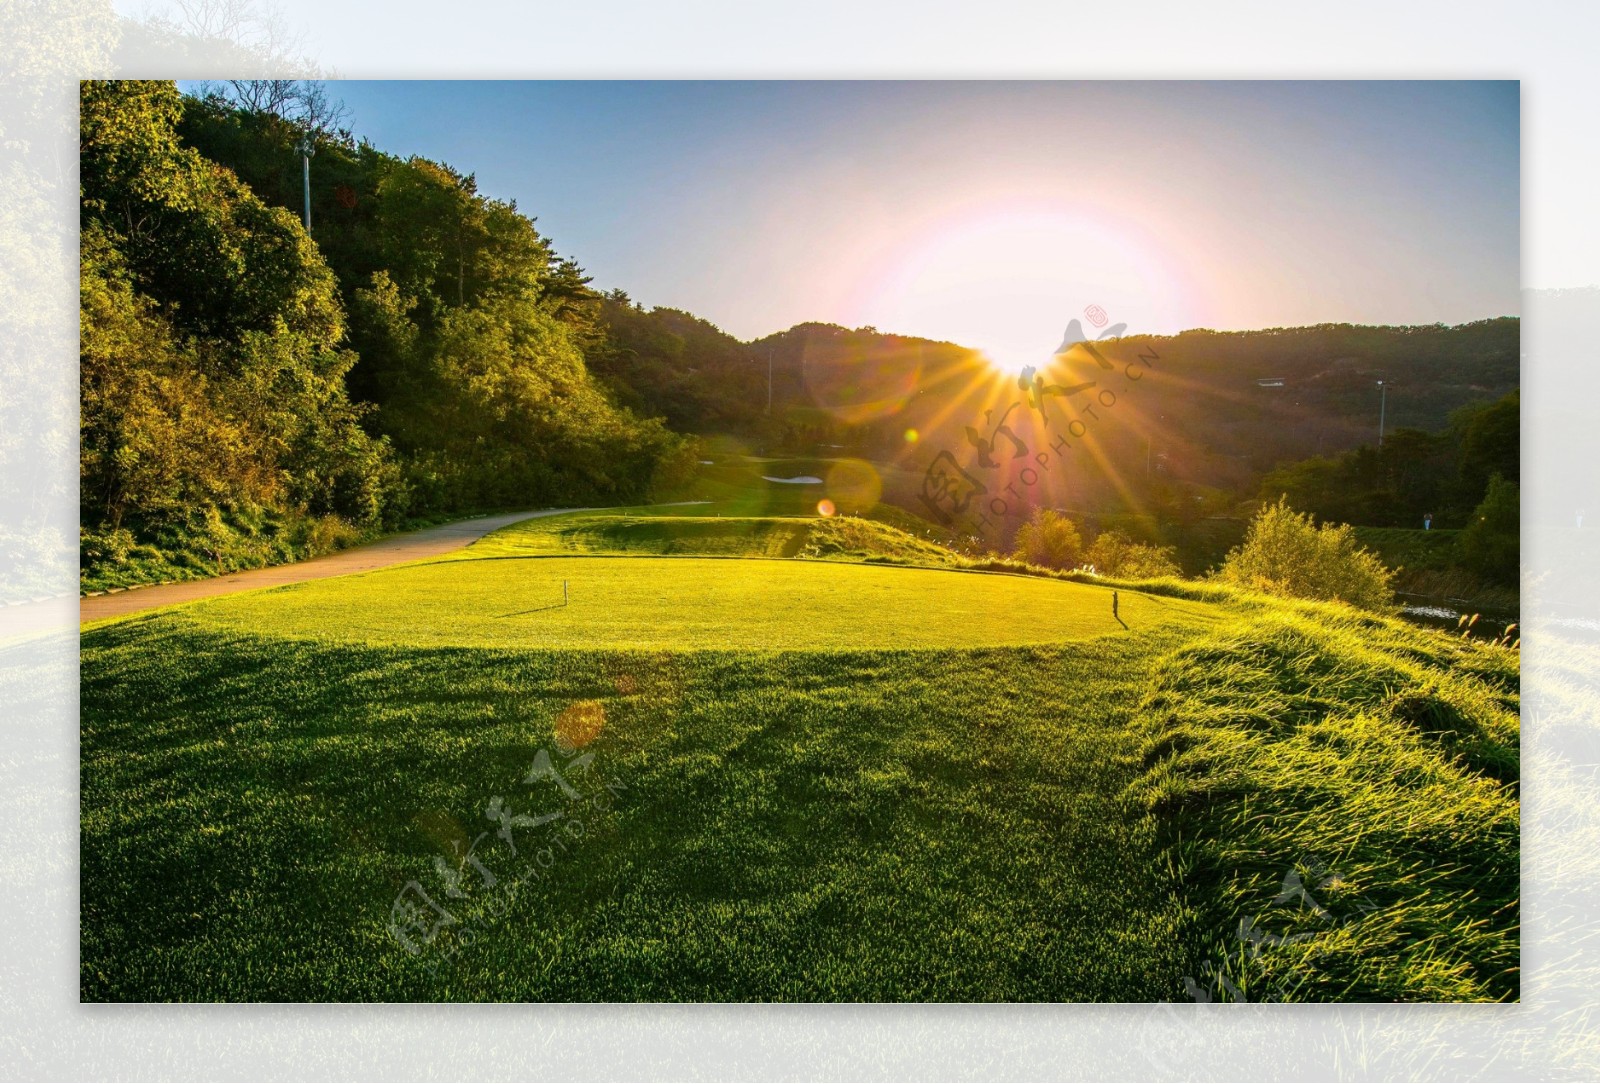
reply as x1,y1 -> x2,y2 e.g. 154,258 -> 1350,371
853,203 -> 1194,374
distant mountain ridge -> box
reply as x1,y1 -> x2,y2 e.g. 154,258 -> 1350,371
603,307 -> 1517,487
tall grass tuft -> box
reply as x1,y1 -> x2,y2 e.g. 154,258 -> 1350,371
1128,603 -> 1519,1001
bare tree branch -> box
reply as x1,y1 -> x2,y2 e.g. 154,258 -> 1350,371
129,0 -> 322,76
197,77 -> 351,139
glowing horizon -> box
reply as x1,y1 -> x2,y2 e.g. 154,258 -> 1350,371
845,199 -> 1211,374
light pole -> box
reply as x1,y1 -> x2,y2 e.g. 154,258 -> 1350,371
297,132 -> 316,234
1376,379 -> 1388,446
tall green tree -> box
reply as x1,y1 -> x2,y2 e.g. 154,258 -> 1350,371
79,80 -> 401,559
1458,473 -> 1520,585
1456,391 -> 1519,504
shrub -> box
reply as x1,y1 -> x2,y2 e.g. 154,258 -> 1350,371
1011,508 -> 1083,570
1216,498 -> 1396,612
1085,529 -> 1182,579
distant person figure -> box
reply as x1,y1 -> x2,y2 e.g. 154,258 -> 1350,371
1112,590 -> 1127,629
1423,512 -> 1433,531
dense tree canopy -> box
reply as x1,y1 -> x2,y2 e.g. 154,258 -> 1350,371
1258,392 -> 1518,530
1459,473 -> 1520,584
80,81 -> 692,584
80,81 -> 394,551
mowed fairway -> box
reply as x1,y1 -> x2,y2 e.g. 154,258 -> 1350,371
163,555 -> 1212,650
79,506 -> 1517,1003
78,505 -> 1523,1004
81,622 -> 1210,1001
79,509 -> 1228,1001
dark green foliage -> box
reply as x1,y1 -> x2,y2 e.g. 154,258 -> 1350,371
1241,393 -> 1516,597
1350,526 -> 1463,573
381,290 -> 690,513
1458,474 -> 1520,585
175,89 -> 688,517
81,82 -> 345,345
1456,393 -> 1520,505
1119,322 -> 1519,484
588,298 -> 766,432
1259,392 -> 1519,530
80,82 -> 403,586
80,82 -> 695,589
1249,394 -> 1520,594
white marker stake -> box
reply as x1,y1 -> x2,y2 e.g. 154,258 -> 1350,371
564,580 -> 569,607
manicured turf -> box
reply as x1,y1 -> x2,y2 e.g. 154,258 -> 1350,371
81,621 -> 1210,1000
163,554 -> 1215,650
78,503 -> 1520,1002
466,506 -> 967,564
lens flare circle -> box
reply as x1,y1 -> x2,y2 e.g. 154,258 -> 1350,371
825,458 -> 882,515
800,333 -> 923,426
554,700 -> 605,751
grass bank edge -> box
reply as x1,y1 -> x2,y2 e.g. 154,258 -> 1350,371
1124,601 -> 1520,1002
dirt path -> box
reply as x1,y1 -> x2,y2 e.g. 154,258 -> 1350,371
0,502 -> 711,642
65,508 -> 595,632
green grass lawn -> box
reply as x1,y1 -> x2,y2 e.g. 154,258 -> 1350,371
155,555 -> 1213,651
470,509 -> 963,565
81,622 -> 1208,1000
79,504 -> 1519,1002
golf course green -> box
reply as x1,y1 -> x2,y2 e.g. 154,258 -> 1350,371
79,504 -> 1520,1002
167,555 -> 1214,650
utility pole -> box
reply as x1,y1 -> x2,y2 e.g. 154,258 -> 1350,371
297,132 -> 316,234
1376,379 -> 1388,446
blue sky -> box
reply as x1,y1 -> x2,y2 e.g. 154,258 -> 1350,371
272,80 -> 1518,355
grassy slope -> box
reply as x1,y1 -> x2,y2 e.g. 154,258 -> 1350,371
1129,600 -> 1519,1002
79,503 -> 1520,1002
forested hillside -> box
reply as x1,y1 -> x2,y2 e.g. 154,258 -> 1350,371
80,80 -> 1519,591
571,314 -> 1518,484
80,81 -> 693,588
